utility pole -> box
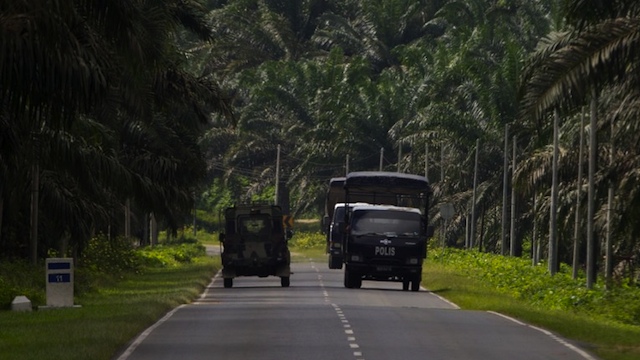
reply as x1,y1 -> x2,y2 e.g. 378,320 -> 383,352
275,144 -> 280,206
587,92 -> 597,289
425,143 -> 429,181
549,109 -> 559,275
397,144 -> 402,173
501,124 -> 509,255
379,147 -> 384,171
532,192 -> 539,265
510,135 -> 518,256
346,154 -> 350,175
469,139 -> 479,249
573,108 -> 585,279
441,141 -> 445,183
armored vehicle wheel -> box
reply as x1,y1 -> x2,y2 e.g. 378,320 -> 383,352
281,276 -> 290,287
223,278 -> 233,288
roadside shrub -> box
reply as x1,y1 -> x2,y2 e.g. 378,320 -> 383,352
289,231 -> 325,249
431,248 -> 640,326
0,260 -> 45,309
79,235 -> 142,275
137,243 -> 206,268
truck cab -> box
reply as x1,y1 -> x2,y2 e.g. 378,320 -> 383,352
219,204 -> 291,288
343,204 -> 425,291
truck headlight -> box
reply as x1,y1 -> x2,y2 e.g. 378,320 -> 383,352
332,242 -> 341,249
350,254 -> 362,262
406,257 -> 419,265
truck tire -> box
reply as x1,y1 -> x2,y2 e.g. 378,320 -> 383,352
281,276 -> 290,287
402,279 -> 410,291
344,268 -> 353,288
344,267 -> 361,288
411,275 -> 421,292
223,278 -> 233,288
328,255 -> 343,269
353,276 -> 362,289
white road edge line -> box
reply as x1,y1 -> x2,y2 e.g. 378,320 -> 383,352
420,285 -> 461,309
487,311 -> 598,360
116,304 -> 186,360
198,270 -> 221,301
118,270 -> 223,359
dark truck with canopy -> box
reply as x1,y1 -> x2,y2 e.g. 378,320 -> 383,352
341,171 -> 432,291
322,177 -> 372,269
219,204 -> 291,288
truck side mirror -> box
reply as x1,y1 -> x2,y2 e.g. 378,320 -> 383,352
321,215 -> 329,233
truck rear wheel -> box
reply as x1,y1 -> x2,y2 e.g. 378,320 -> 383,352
328,255 -> 343,269
280,276 -> 290,287
223,278 -> 233,288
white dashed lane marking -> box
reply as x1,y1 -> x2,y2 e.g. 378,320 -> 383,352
312,261 -> 365,360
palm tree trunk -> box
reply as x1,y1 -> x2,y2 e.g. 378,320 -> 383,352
605,111 -> 615,288
30,162 -> 39,264
125,199 -> 131,238
0,193 -> 3,247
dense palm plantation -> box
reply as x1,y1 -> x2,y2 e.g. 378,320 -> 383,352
198,0 -> 640,286
1,0 -> 231,261
2,0 -> 640,287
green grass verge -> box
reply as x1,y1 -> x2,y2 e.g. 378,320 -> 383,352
0,256 -> 219,360
423,258 -> 640,360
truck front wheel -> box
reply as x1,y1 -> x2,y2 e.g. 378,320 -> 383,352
223,278 -> 233,288
281,276 -> 290,287
402,279 -> 410,291
411,275 -> 421,292
344,267 -> 361,288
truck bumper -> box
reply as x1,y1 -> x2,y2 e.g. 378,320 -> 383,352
346,263 -> 422,281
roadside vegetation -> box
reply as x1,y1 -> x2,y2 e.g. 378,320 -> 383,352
2,224 -> 639,360
0,235 -> 219,360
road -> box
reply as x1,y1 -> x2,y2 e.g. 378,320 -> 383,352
114,258 -> 598,360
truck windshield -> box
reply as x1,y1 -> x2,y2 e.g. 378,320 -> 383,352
351,210 -> 421,236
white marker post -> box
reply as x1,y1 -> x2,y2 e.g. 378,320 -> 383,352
44,258 -> 76,308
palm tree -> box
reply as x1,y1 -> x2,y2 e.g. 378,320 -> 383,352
518,0 -> 640,284
0,0 -> 231,260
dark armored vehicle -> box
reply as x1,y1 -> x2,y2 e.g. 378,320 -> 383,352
219,204 -> 291,288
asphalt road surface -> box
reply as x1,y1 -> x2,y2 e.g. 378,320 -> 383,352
114,258 -> 598,360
